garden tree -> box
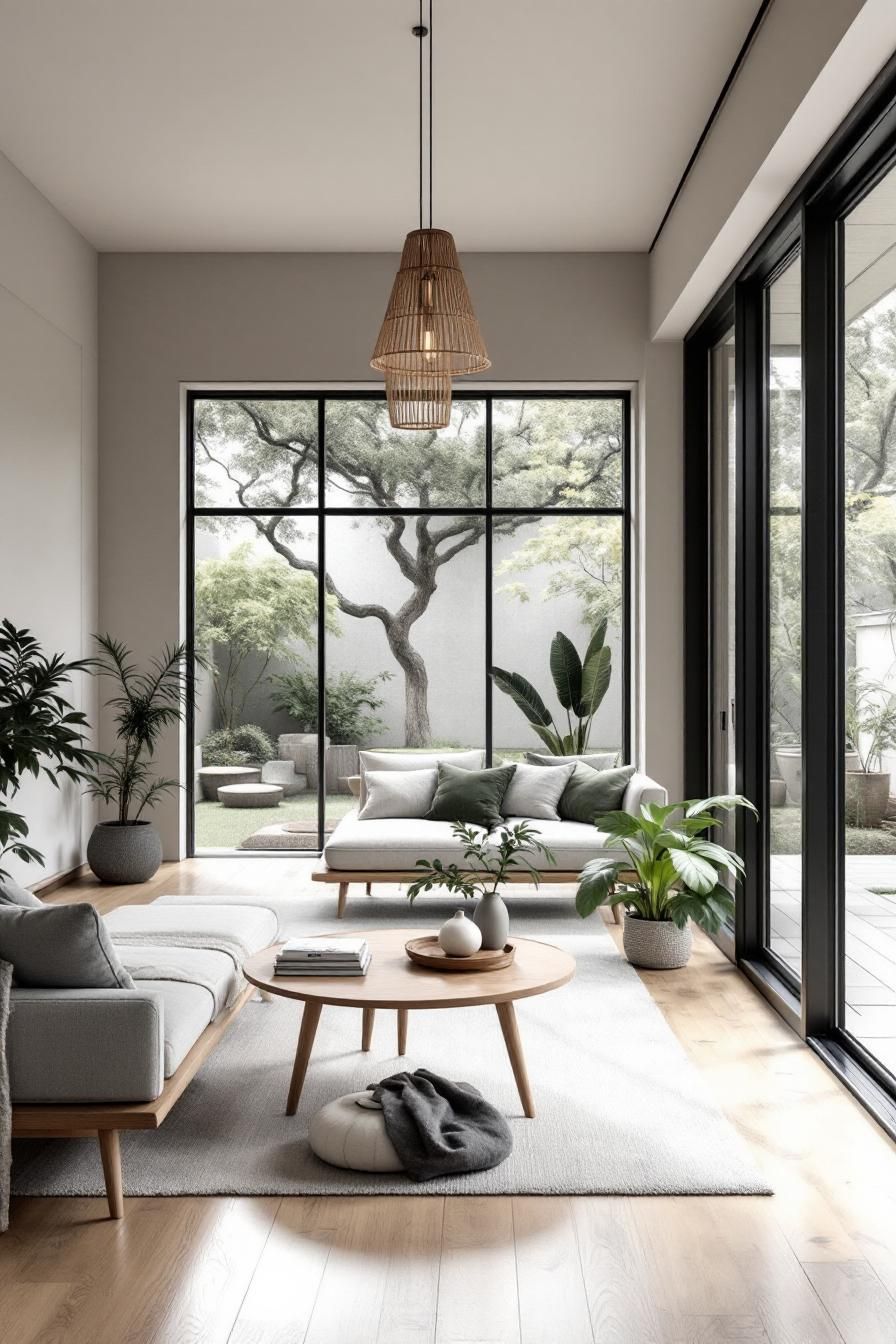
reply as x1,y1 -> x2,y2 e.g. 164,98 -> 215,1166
194,540 -> 337,730
495,516 -> 622,630
195,397 -> 623,745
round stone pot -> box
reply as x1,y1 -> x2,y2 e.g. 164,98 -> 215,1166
622,913 -> 692,970
87,820 -> 163,884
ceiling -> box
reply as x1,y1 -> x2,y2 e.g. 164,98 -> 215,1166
0,0 -> 760,252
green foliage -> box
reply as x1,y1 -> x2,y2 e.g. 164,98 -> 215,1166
269,659 -> 392,744
575,794 -> 757,934
195,541 -> 336,731
0,620 -> 98,877
406,821 -> 556,903
200,723 -> 274,767
496,516 -> 623,630
491,624 -> 612,754
82,636 -> 191,824
845,669 -> 896,773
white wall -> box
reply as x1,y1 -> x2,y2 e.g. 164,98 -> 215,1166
98,251 -> 683,856
0,150 -> 98,884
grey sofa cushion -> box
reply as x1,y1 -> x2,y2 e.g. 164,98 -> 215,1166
324,811 -> 489,871
7,986 -> 171,1102
0,903 -> 135,989
358,749 -> 485,805
500,816 -> 631,870
525,751 -> 618,771
0,875 -> 42,908
500,760 -> 575,820
359,767 -> 438,820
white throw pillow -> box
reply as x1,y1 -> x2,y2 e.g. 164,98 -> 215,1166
358,768 -> 439,820
358,749 -> 485,805
525,751 -> 618,771
500,760 -> 576,820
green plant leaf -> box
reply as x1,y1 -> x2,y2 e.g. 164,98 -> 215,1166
490,667 -> 553,728
549,632 -> 582,711
576,644 -> 611,720
590,809 -> 642,839
668,847 -> 717,895
684,794 -> 758,819
575,860 -> 624,917
583,619 -> 608,667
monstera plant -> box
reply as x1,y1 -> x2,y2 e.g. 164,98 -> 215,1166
491,623 -> 612,755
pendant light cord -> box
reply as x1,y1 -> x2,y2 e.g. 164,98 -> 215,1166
418,0 -> 423,235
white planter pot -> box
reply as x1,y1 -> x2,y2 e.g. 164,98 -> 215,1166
622,914 -> 692,970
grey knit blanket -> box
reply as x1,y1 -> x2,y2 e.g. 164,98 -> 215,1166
0,960 -> 11,1232
370,1068 -> 512,1183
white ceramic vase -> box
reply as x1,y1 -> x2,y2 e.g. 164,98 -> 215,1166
438,910 -> 482,957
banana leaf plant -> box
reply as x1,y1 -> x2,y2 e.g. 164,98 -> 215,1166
490,623 -> 612,755
575,794 -> 757,933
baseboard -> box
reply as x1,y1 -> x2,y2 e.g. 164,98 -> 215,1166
29,862 -> 90,896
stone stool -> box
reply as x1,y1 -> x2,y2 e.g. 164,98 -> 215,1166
197,765 -> 261,801
218,782 -> 284,808
261,759 -> 308,797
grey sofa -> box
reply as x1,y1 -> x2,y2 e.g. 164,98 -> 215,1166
313,755 -> 667,917
10,892 -> 279,1218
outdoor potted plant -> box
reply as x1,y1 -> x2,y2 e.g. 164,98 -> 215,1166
845,670 -> 896,828
83,635 -> 192,883
406,821 -> 555,949
0,619 -> 97,881
491,624 -> 612,755
575,794 -> 756,969
270,660 -> 391,795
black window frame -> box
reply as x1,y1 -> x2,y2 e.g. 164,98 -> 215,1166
186,388 -> 633,856
684,52 -> 896,1133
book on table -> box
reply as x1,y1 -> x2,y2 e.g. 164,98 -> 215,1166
274,937 -> 371,977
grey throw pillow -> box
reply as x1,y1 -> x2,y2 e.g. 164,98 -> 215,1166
526,751 -> 619,771
358,767 -> 438,820
0,903 -> 135,989
0,875 -> 42,908
500,761 -> 575,820
559,764 -> 636,825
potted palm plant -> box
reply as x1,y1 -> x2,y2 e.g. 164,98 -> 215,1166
575,795 -> 756,969
83,636 -> 191,883
0,620 -> 97,881
491,623 -> 611,755
845,670 -> 896,828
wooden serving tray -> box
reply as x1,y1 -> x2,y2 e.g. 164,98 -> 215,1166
405,936 -> 516,973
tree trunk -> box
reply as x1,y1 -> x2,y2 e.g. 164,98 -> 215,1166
386,625 -> 432,747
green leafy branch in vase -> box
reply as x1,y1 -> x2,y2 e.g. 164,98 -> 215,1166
406,821 -> 556,903
575,794 -> 757,934
491,623 -> 612,755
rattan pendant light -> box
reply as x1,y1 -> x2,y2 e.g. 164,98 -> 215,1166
373,0 -> 490,429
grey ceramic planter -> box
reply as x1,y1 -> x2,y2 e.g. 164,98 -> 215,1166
622,913 -> 692,970
87,821 -> 163,885
473,891 -> 510,951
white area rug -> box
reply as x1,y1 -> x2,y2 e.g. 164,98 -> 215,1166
12,889 -> 769,1197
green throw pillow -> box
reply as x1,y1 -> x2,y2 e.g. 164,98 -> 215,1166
427,762 -> 517,830
558,763 -> 636,825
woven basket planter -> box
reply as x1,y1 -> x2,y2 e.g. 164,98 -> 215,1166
622,914 -> 692,970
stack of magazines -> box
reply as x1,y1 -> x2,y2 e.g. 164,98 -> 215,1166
274,937 -> 371,977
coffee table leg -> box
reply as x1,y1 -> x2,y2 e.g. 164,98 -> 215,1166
362,1007 -> 375,1051
397,1008 -> 408,1055
287,1001 -> 323,1115
495,1001 -> 535,1118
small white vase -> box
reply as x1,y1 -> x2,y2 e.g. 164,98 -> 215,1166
438,910 -> 482,957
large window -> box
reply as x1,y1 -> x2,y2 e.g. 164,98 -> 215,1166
188,392 -> 631,853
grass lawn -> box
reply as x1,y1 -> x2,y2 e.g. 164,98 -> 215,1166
195,794 -> 355,850
771,804 -> 896,856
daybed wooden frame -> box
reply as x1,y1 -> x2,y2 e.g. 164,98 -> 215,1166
11,981 -> 258,1219
311,863 -> 625,923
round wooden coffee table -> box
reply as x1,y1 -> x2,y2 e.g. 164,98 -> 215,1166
243,928 -> 575,1119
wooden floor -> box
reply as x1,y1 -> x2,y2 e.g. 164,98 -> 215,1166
6,859 -> 896,1343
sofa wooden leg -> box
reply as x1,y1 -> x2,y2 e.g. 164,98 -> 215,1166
365,882 -> 372,896
337,883 -> 348,918
362,1007 -> 375,1051
99,1129 -> 124,1219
